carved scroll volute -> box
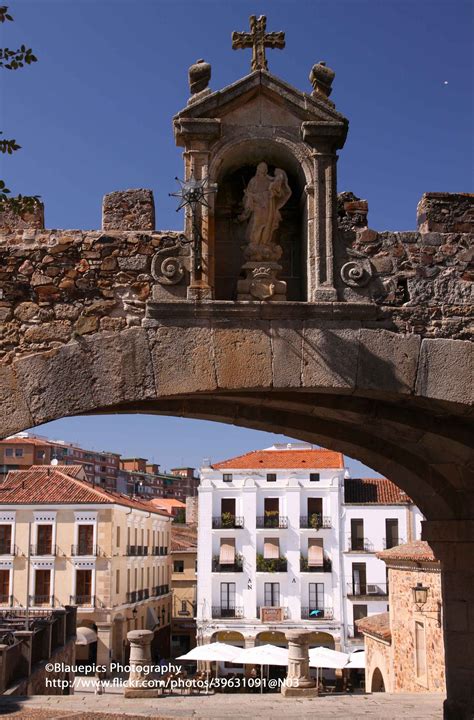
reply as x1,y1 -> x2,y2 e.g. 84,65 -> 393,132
151,235 -> 189,285
340,249 -> 373,287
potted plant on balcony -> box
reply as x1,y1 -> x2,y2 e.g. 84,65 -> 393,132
309,513 -> 321,529
221,511 -> 235,528
264,510 -> 279,527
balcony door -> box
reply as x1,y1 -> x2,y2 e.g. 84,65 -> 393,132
309,582 -> 324,613
77,525 -> 94,555
350,519 -> 364,551
352,563 -> 367,595
0,525 -> 12,555
76,569 -> 93,604
352,604 -> 367,637
385,519 -> 399,549
37,524 -> 53,555
264,498 -> 279,527
34,569 -> 51,604
220,582 -> 236,616
0,569 -> 9,603
264,582 -> 280,607
307,498 -> 322,523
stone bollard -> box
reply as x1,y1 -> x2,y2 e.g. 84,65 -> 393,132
124,629 -> 158,698
281,630 -> 318,697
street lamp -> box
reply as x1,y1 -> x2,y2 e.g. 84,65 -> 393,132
132,605 -> 138,629
412,582 -> 429,610
169,175 -> 217,274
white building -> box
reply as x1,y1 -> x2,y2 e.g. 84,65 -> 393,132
197,443 -> 423,656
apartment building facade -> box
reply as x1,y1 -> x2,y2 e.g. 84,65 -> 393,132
0,465 -> 171,671
170,523 -> 197,657
196,443 -> 423,655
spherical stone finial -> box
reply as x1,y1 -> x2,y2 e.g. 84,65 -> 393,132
188,58 -> 211,95
309,60 -> 336,102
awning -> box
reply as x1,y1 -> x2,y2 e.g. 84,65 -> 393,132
219,538 -> 235,564
308,538 -> 324,567
346,650 -> 366,669
76,627 -> 97,646
263,537 -> 279,559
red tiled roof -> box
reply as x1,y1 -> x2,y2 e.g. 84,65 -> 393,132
150,498 -> 186,508
0,466 -> 169,516
213,448 -> 344,470
171,524 -> 197,552
344,478 -> 411,504
1,437 -> 54,447
356,612 -> 392,642
377,540 -> 437,563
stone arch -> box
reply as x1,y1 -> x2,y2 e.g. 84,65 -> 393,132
371,666 -> 386,692
212,630 -> 245,645
306,631 -> 335,649
256,630 -> 287,646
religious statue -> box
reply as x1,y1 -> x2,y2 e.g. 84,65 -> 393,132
236,163 -> 291,301
239,162 -> 291,262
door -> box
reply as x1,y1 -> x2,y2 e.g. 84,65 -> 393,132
351,519 -> 364,551
37,525 -> 53,554
352,604 -> 367,637
76,569 -> 93,605
78,525 -> 94,555
0,525 -> 12,554
385,519 -> 399,549
220,582 -> 236,617
34,569 -> 51,604
352,563 -> 367,595
309,582 -> 324,616
264,582 -> 280,607
264,498 -> 279,527
307,498 -> 323,526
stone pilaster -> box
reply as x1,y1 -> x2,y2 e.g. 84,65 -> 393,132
95,622 -> 112,676
124,629 -> 158,698
281,630 -> 317,697
423,520 -> 474,720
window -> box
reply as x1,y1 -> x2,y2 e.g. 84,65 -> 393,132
173,560 -> 184,573
309,582 -> 324,611
5,448 -> 13,457
220,582 -> 235,613
116,569 -> 120,594
350,519 -> 364,551
0,569 -> 10,602
37,524 -> 53,554
223,473 -> 233,483
266,473 -> 277,482
36,450 -> 46,460
415,621 -> 427,680
352,604 -> 367,637
34,569 -> 51,604
77,525 -> 93,555
351,563 -> 367,595
264,582 -> 280,607
0,525 -> 12,554
116,526 -> 120,548
310,473 -> 320,482
385,519 -> 399,549
76,569 -> 92,603
15,449 -> 23,457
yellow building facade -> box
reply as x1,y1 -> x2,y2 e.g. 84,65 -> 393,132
170,524 -> 197,656
0,465 -> 172,671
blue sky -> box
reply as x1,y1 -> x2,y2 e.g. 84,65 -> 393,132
3,0 -> 472,474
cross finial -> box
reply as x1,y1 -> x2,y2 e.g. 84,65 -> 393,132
232,15 -> 285,72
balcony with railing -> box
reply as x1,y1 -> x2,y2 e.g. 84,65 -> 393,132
29,594 -> 55,607
256,555 -> 288,572
30,544 -> 58,556
346,582 -> 388,598
70,594 -> 96,607
212,516 -> 245,529
346,536 -> 374,553
383,537 -> 405,549
299,514 -> 332,529
256,515 -> 288,529
301,606 -> 334,620
71,544 -> 101,557
212,606 -> 244,619
212,554 -> 244,573
300,556 -> 332,573
0,542 -> 17,556
152,584 -> 170,597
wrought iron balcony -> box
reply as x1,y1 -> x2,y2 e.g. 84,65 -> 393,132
301,606 -> 334,620
300,556 -> 332,572
256,515 -> 288,529
300,515 -> 332,529
30,544 -> 57,556
70,594 -> 95,607
212,516 -> 245,529
153,584 -> 170,597
0,543 -> 17,555
29,594 -> 54,607
212,555 -> 244,572
346,536 -> 374,553
71,544 -> 101,557
346,582 -> 388,597
383,537 -> 405,549
0,594 -> 13,606
212,606 -> 244,619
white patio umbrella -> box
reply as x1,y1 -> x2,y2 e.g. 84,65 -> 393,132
346,650 -> 366,669
309,646 -> 350,688
177,641 -> 239,662
232,644 -> 289,694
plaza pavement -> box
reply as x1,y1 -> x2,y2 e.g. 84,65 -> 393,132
0,692 -> 444,719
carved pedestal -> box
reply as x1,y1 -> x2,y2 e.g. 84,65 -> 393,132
281,630 -> 318,697
124,629 -> 159,698
237,262 -> 287,301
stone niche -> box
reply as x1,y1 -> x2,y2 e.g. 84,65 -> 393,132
173,70 -> 348,302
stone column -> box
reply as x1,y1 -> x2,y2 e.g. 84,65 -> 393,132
95,622 -> 112,676
124,629 -> 158,698
423,520 -> 474,720
243,635 -> 256,678
281,630 -> 317,697
311,148 -> 338,301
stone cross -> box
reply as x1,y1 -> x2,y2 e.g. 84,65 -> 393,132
232,15 -> 285,72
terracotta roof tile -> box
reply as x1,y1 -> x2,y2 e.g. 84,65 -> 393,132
213,448 -> 344,470
0,466 -> 169,516
377,540 -> 436,563
1,437 -> 54,447
356,612 -> 392,642
171,523 -> 198,552
344,478 -> 411,504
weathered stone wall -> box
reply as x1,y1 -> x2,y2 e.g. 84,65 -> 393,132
6,637 -> 75,696
389,563 -> 445,693
364,636 -> 393,692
